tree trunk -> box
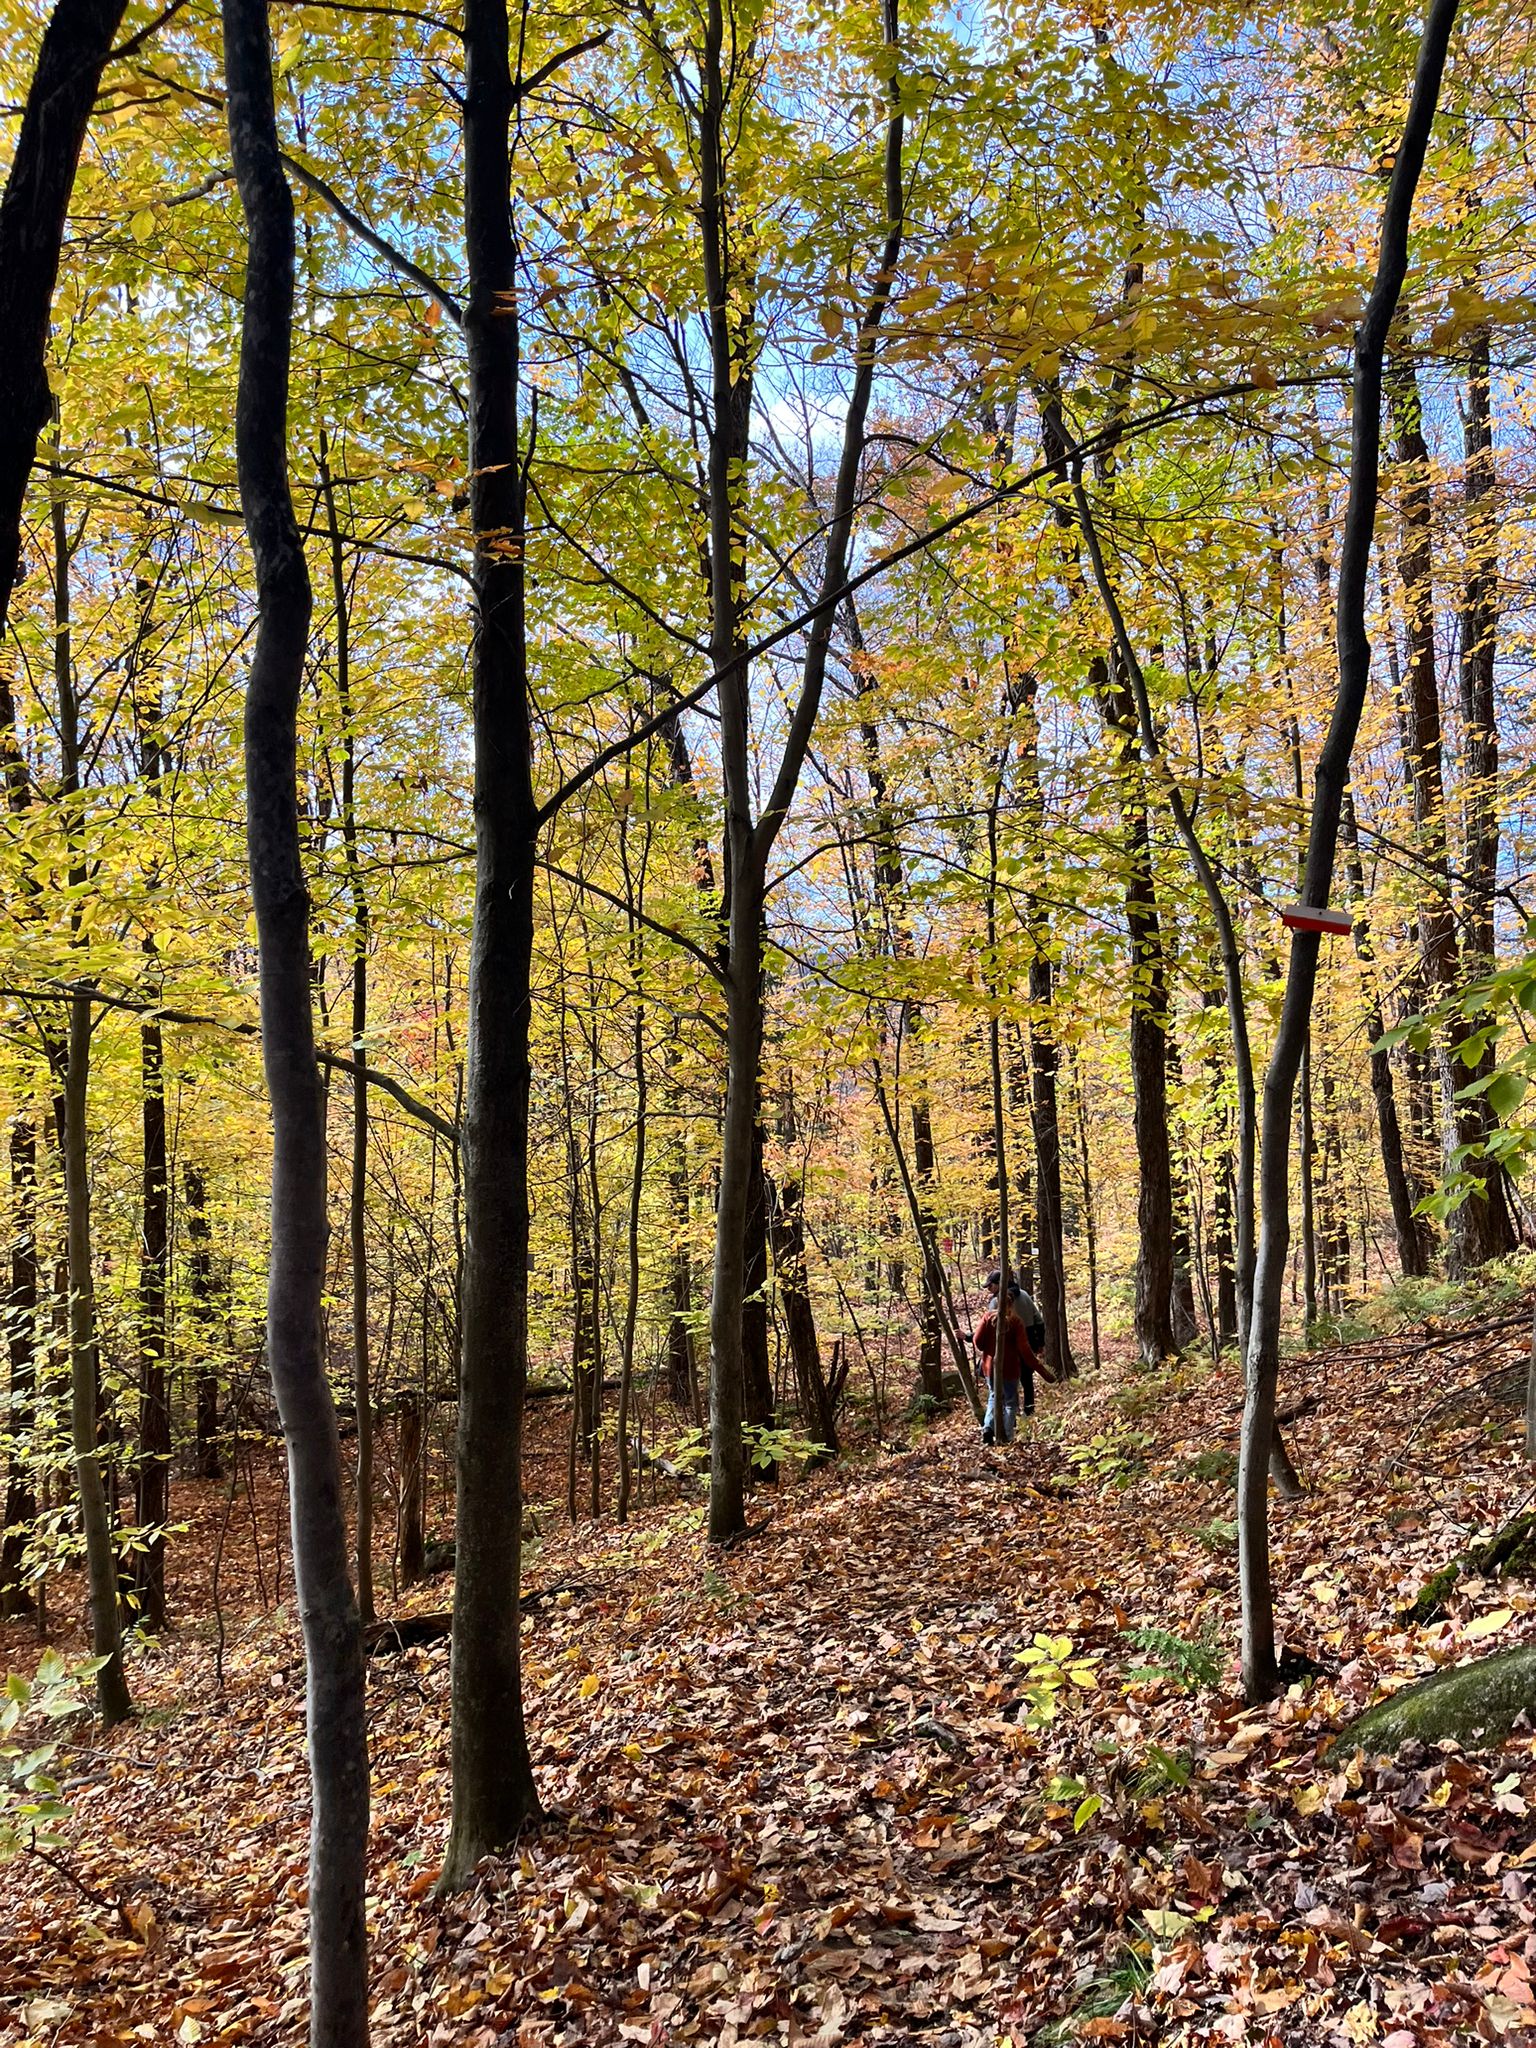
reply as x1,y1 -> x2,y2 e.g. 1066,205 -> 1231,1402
398,1391 -> 425,1584
742,1114 -> 776,1481
132,1013 -> 170,1631
320,438 -> 374,1631
1455,324 -> 1516,1254
1390,352 -> 1507,1272
185,1165 -> 222,1480
772,1089 -> 837,1458
1027,958 -> 1077,1380
1239,0 -> 1456,1702
2,1116 -> 38,1617
702,0 -> 904,1538
1298,1033 -> 1319,1332
441,0 -> 542,1882
221,0 -> 370,2027
62,997 -> 132,1720
1342,791 -> 1431,1277
0,0 -> 128,641
1125,774 -> 1175,1366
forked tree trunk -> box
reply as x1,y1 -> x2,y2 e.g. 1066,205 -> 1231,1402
441,0 -> 542,1884
222,0 -> 369,2029
1239,0 -> 1458,1702
703,0 -> 904,1539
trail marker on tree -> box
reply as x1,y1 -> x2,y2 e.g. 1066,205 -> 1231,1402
1280,905 -> 1353,937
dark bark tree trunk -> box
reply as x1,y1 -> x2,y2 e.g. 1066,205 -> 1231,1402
0,0 -> 128,640
1455,325 -> 1516,1253
185,1165 -> 222,1479
772,1088 -> 837,1457
1342,792 -> 1431,1277
1124,759 -> 1175,1365
397,1391 -> 425,1584
1298,1033 -> 1319,1331
911,1093 -> 943,1399
702,0 -> 904,1539
1390,352 -> 1508,1272
221,0 -> 370,2027
1027,962 -> 1075,1378
441,0 -> 542,1881
2,1115 -> 38,1617
1239,0 -> 1456,1702
1166,1032 -> 1200,1351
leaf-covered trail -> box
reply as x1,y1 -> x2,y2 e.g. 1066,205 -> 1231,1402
6,1313 -> 1536,2046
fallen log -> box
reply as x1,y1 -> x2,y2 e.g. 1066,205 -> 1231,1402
365,1581 -> 591,1656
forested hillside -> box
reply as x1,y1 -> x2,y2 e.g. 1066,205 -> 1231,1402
3,0 -> 1536,2040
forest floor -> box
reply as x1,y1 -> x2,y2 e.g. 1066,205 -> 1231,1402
6,1296 -> 1536,2047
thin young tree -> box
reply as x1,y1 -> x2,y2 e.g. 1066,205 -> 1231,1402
222,0 -> 370,2031
1237,0 -> 1460,1704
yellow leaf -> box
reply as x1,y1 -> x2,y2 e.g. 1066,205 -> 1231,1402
129,209 -> 156,243
1466,1606 -> 1514,1641
1292,1781 -> 1325,1816
579,1673 -> 601,1698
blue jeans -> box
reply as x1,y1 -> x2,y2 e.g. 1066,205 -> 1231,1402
984,1379 -> 1020,1443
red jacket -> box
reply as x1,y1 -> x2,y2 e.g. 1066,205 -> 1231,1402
975,1309 -> 1038,1385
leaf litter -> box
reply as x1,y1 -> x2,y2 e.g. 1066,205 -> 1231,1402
3,1310 -> 1536,2046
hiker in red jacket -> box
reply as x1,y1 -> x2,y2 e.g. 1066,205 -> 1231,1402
975,1274 -> 1039,1445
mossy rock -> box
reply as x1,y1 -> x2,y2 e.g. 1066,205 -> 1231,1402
1338,1645 -> 1536,1755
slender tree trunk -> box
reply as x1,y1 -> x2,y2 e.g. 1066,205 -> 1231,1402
1342,792 -> 1430,1276
1070,1058 -> 1103,1374
1390,353 -> 1507,1271
772,1088 -> 837,1457
742,1114 -> 775,1480
185,1165 -> 222,1479
1125,771 -> 1175,1365
703,0 -> 904,1538
440,0 -> 543,1884
1298,1033 -> 1319,1331
222,0 -> 369,2025
0,0 -> 128,640
2,1116 -> 38,1617
1239,0 -> 1456,1701
397,1391 -> 425,1583
1027,958 -> 1076,1379
132,1012 -> 170,1630
616,995 -> 645,1523
1456,323 -> 1515,1252
62,997 -> 132,1720
700,0 -> 760,1545
320,441 -> 374,1631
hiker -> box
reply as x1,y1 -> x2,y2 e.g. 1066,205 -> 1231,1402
975,1272 -> 1040,1445
991,1268 -> 1047,1366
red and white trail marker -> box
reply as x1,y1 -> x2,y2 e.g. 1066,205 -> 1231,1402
1280,903 -> 1353,936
